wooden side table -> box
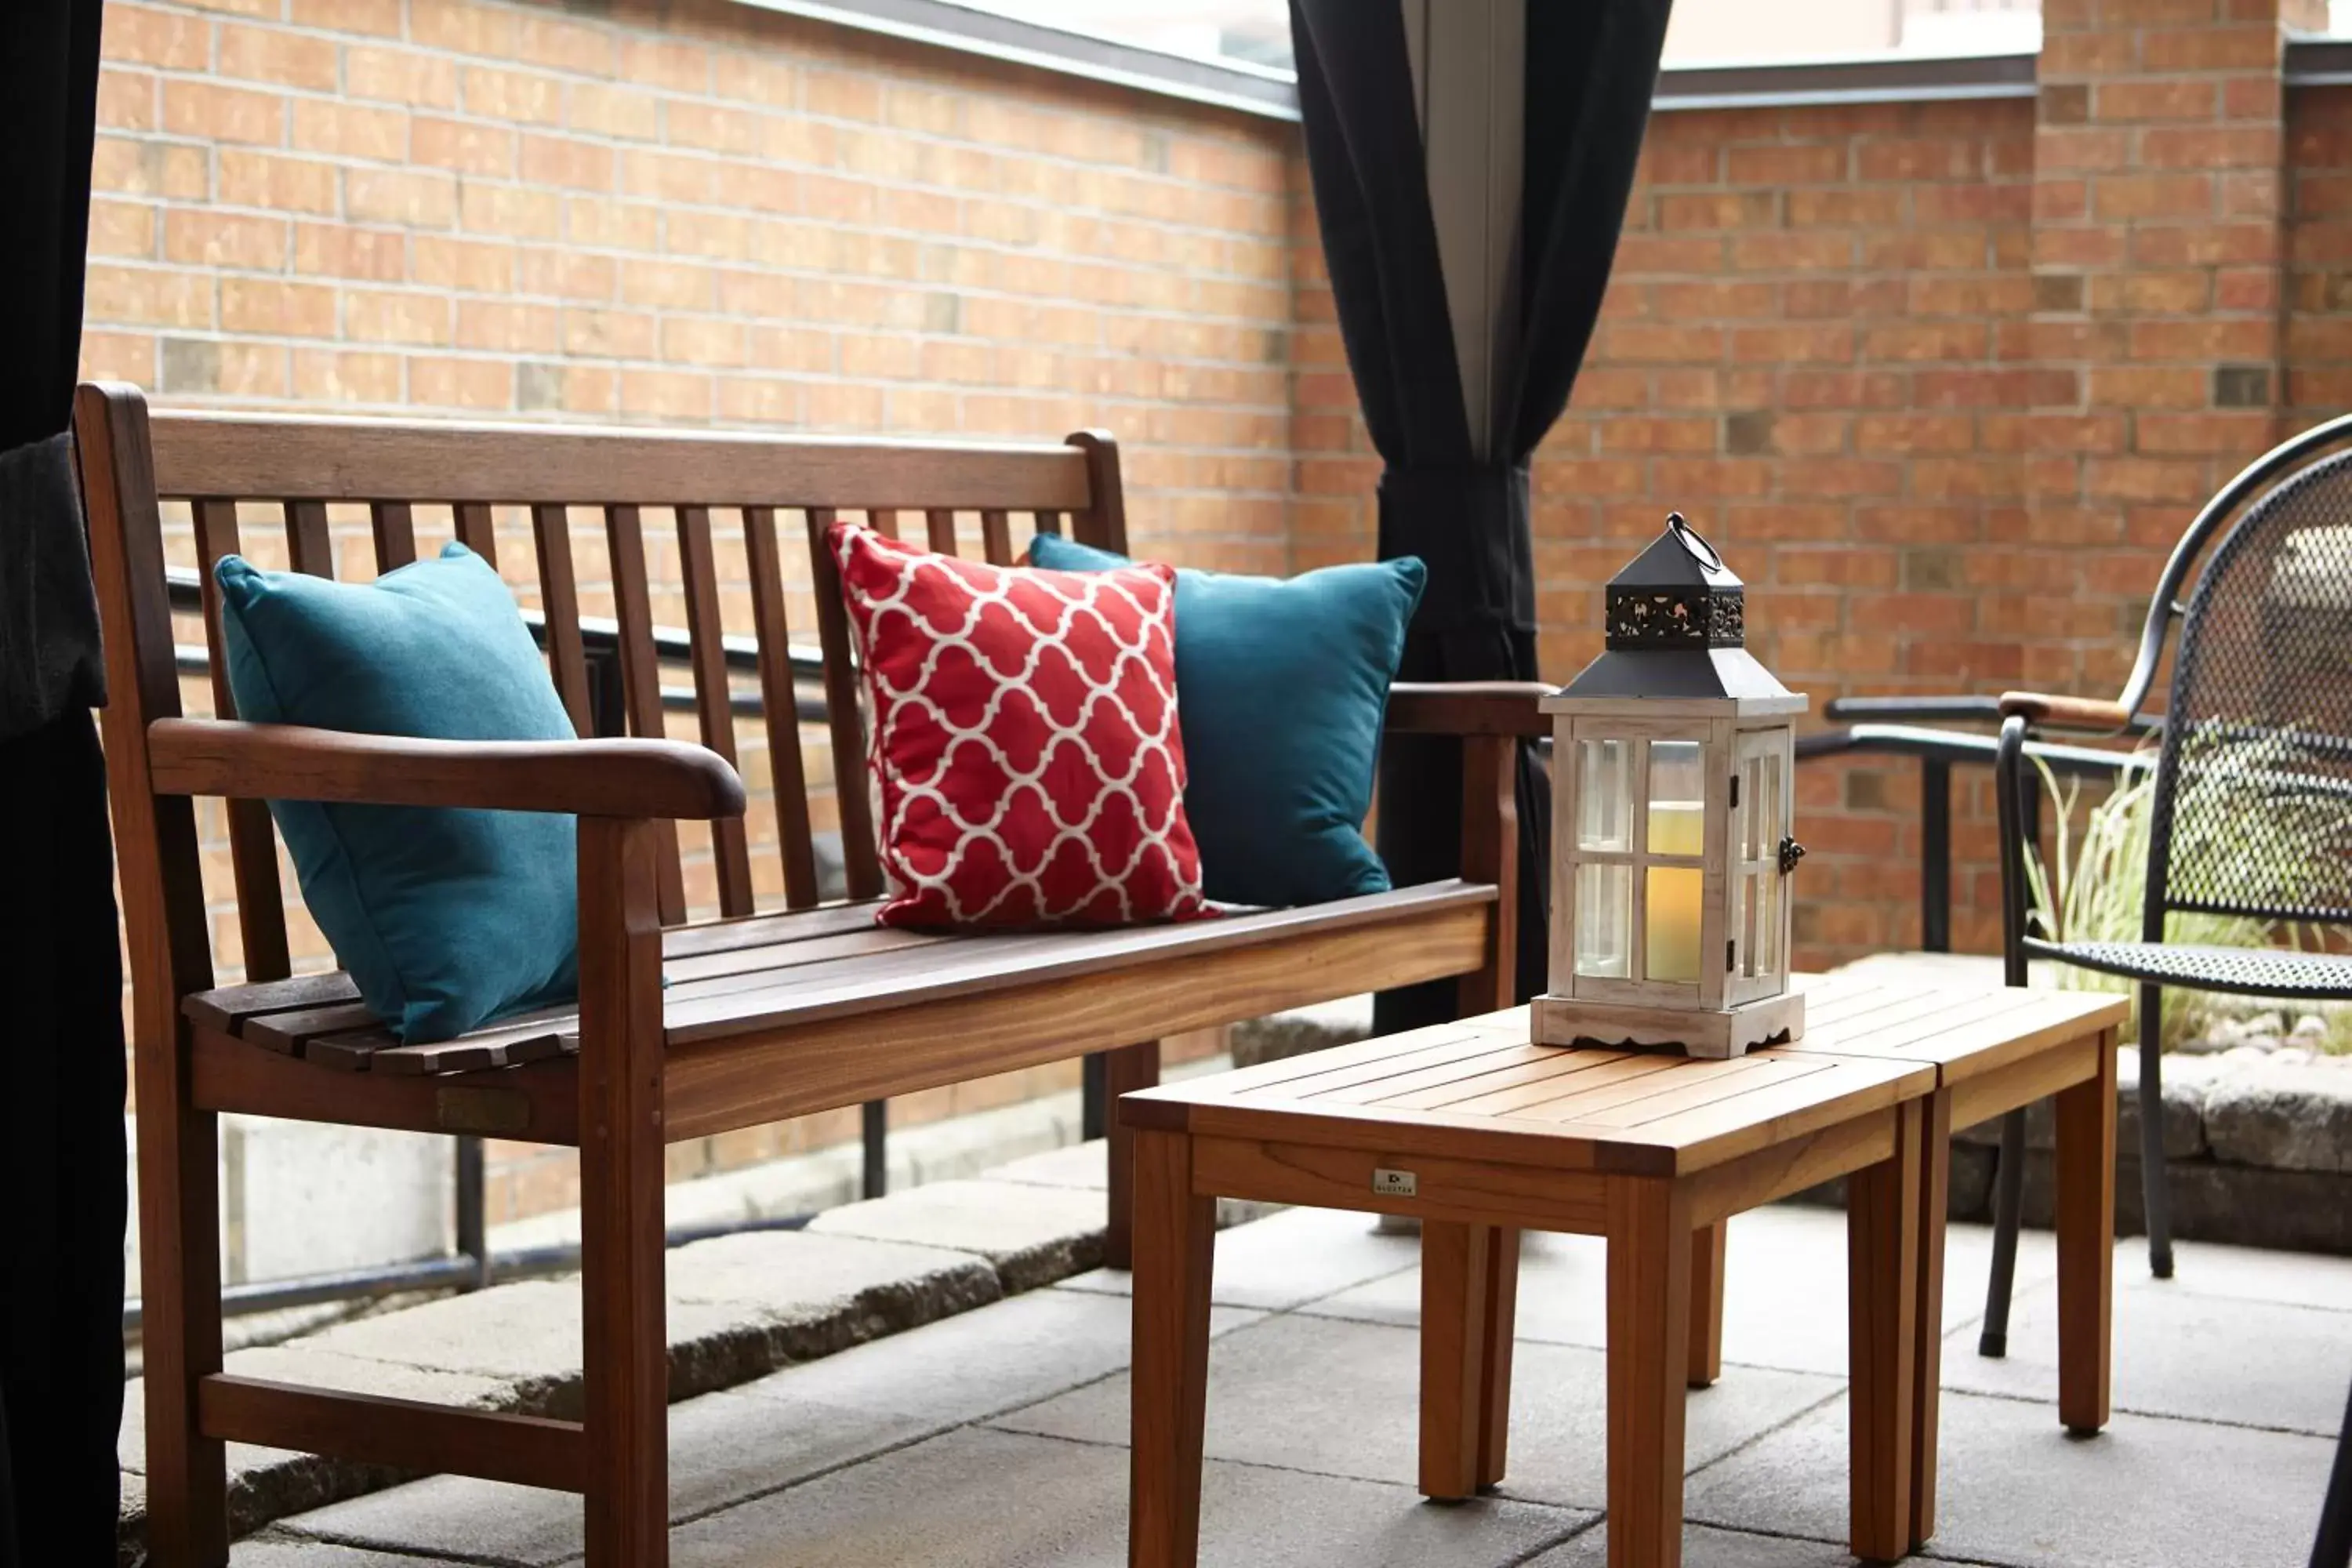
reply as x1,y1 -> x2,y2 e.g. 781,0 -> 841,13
1121,1014 -> 1938,1568
1772,974 -> 2130,1553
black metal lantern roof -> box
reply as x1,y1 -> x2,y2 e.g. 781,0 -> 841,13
1608,513 -> 1744,651
1559,515 -> 1798,704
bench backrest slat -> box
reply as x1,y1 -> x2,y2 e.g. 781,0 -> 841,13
804,505 -> 884,902
743,504 -> 820,909
74,384 -> 1128,1005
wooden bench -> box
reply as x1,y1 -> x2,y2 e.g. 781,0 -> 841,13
74,382 -> 1544,1568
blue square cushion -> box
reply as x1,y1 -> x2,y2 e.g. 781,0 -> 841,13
214,543 -> 580,1043
1028,535 -> 1425,908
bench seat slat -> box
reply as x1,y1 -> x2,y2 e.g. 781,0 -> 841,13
178,881 -> 1496,1079
182,900 -> 894,1030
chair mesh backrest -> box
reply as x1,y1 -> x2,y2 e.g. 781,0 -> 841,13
2152,446 -> 2352,925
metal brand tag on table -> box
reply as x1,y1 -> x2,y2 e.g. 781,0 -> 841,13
1371,1167 -> 1417,1198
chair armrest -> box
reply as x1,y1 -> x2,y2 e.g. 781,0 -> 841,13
147,718 -> 747,819
1384,681 -> 1553,739
1997,691 -> 2136,734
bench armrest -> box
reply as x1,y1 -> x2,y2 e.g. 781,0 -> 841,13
1996,691 -> 2136,734
1384,681 -> 1553,739
147,718 -> 747,820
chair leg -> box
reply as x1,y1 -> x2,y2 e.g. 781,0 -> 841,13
2138,982 -> 2175,1279
2313,1376 -> 2352,1568
1979,1106 -> 2027,1359
578,818 -> 670,1567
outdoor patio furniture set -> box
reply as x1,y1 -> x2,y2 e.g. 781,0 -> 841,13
74,376 -> 2352,1566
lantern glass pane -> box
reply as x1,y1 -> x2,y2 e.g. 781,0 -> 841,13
1577,738 -> 1631,852
1574,862 -> 1631,978
1756,862 -> 1783,977
1645,865 -> 1704,982
1647,740 -> 1704,859
1760,746 -> 1783,860
1737,873 -> 1758,978
1740,752 -> 1768,861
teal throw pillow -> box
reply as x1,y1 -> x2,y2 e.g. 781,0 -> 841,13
1028,535 -> 1424,908
215,543 -> 580,1043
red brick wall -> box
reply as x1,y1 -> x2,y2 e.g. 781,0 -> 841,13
87,0 -> 2350,993
1295,96 -> 2045,959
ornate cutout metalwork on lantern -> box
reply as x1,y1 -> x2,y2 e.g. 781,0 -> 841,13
1535,514 -> 1809,1058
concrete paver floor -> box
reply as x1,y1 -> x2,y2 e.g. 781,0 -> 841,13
241,1203 -> 2352,1566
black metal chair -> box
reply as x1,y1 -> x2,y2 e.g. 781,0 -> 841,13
1982,411 -> 2352,1356
2318,1375 -> 2352,1568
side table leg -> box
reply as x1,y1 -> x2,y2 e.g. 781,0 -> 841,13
2056,1027 -> 2118,1434
1606,1178 -> 1691,1568
1130,1129 -> 1214,1568
1688,1221 -> 1726,1390
1419,1221 -> 1496,1500
1479,1227 -> 1521,1491
1911,1089 -> 1952,1552
1849,1098 -> 1922,1566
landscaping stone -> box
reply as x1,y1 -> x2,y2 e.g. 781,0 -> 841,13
1228,994 -> 1371,1068
804,1178 -> 1107,1293
2205,1058 -> 2352,1172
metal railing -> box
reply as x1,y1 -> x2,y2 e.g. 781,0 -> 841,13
1801,697 -> 2151,953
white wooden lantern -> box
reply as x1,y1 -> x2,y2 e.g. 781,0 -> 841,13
1535,515 -> 1809,1058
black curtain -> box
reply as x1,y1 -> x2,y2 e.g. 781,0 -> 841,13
1290,0 -> 1671,1033
0,2 -> 122,1564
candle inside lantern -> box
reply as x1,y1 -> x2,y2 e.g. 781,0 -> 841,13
1645,800 -> 1704,983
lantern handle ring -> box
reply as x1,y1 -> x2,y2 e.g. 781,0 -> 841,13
1666,512 -> 1725,573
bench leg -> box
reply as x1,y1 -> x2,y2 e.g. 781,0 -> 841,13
1456,733 -> 1519,1016
1606,1178 -> 1691,1568
1911,1089 -> 1953,1551
138,1087 -> 229,1566
1131,1129 -> 1214,1568
1687,1221 -> 1726,1390
1102,1041 -> 1161,1272
1420,1221 -> 1517,1498
1848,1099 -> 1922,1566
2056,1027 -> 2118,1435
579,819 -> 670,1568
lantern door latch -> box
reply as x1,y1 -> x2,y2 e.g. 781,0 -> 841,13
1777,836 -> 1806,876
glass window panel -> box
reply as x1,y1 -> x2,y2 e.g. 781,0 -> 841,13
1737,873 -> 1757,978
1577,738 -> 1631,852
1645,865 -> 1704,983
1647,739 -> 1704,859
1760,747 -> 1784,855
1575,862 -> 1632,978
1740,754 -> 1766,862
1757,863 -> 1783,978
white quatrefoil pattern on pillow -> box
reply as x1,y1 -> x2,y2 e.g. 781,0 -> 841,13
827,521 -> 1210,930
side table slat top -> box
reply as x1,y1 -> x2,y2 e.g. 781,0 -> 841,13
1787,973 -> 2129,1083
1123,971 -> 2125,1176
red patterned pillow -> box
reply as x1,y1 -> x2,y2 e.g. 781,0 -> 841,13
826,521 -> 1210,929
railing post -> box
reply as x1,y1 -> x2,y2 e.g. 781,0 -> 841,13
861,1099 -> 887,1200
1081,1051 -> 1109,1141
455,1135 -> 490,1290
1921,757 -> 1951,953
